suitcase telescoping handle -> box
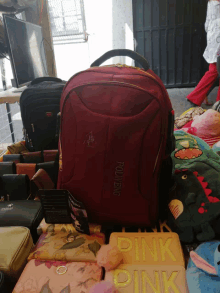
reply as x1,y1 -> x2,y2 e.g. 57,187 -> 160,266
90,49 -> 150,71
30,77 -> 63,86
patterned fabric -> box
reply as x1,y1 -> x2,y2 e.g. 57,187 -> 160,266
12,260 -> 102,293
28,231 -> 105,262
175,107 -> 205,129
203,1 -> 220,63
193,135 -> 220,148
37,219 -> 101,236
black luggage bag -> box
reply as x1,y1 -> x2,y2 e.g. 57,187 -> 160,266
20,77 -> 66,151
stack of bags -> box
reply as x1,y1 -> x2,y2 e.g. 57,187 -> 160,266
1,221 -> 105,293
0,145 -> 59,201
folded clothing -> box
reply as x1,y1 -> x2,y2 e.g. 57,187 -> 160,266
12,260 -> 102,293
28,231 -> 105,262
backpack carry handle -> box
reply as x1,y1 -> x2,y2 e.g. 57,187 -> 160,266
30,77 -> 63,86
90,49 -> 150,71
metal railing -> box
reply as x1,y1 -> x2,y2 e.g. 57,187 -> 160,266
0,102 -> 23,156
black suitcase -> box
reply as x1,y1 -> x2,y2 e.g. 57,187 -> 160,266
0,200 -> 43,243
20,77 -> 66,151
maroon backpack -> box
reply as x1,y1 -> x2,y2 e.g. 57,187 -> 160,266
57,49 -> 175,227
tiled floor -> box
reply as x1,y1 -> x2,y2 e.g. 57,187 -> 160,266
167,86 -> 218,118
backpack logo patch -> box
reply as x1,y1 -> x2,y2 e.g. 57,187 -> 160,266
84,132 -> 96,148
46,112 -> 53,117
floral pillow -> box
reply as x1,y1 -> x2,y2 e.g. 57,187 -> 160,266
28,231 -> 105,262
13,260 -> 102,293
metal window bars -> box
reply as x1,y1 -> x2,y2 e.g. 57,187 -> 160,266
47,0 -> 87,44
0,102 -> 23,156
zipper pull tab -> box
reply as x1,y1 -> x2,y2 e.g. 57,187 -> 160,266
31,124 -> 35,132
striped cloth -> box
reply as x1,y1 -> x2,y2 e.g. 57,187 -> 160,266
195,136 -> 220,148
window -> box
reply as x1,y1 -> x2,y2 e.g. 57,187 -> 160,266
48,0 -> 87,45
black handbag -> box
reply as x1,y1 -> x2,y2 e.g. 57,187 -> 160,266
0,162 -> 16,175
1,174 -> 30,201
0,200 -> 43,243
3,154 -> 23,164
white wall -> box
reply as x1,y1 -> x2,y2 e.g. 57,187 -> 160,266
53,0 -> 134,81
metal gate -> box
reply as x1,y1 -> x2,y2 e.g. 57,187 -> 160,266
132,0 -> 208,88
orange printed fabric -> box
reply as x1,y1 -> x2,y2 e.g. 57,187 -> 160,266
28,231 -> 105,262
37,218 -> 101,236
13,260 -> 102,293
